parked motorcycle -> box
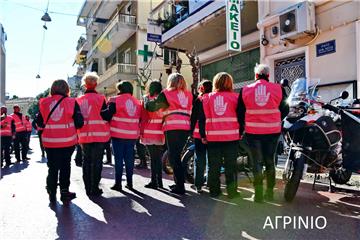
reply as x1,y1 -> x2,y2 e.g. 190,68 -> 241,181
282,78 -> 360,202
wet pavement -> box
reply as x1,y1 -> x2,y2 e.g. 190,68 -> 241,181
0,136 -> 360,240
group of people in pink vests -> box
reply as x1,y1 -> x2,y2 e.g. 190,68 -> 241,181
30,63 -> 288,204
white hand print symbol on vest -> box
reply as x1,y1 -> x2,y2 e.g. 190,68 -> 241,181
255,85 -> 270,107
214,95 -> 228,116
49,100 -> 64,122
177,91 -> 188,108
126,99 -> 137,117
80,99 -> 92,119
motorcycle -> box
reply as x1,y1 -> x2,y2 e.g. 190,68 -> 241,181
281,78 -> 360,202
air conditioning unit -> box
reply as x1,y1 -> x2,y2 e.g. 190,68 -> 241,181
279,1 -> 316,40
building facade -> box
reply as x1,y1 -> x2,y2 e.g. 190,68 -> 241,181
258,0 -> 360,101
0,23 -> 6,106
5,97 -> 37,116
76,0 -> 193,98
150,0 -> 260,91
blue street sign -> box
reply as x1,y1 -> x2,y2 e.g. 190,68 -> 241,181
316,40 -> 336,57
147,33 -> 162,43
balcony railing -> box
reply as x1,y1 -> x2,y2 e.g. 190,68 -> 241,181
95,13 -> 136,44
99,63 -> 137,83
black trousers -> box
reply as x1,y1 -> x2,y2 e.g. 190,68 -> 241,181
74,144 -> 83,165
14,131 -> 28,161
38,131 -> 45,157
194,138 -> 207,188
1,136 -> 12,165
147,144 -> 164,186
246,134 -> 279,191
165,130 -> 189,190
104,140 -> 112,163
207,141 -> 238,196
136,139 -> 147,166
45,146 -> 75,194
26,131 -> 31,150
81,142 -> 105,193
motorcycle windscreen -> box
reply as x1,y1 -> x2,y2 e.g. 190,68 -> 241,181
341,110 -> 360,171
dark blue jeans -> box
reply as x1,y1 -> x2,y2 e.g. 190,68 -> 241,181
112,138 -> 136,185
194,138 -> 207,188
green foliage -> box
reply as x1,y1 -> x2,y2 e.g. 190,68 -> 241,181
27,88 -> 50,119
11,95 -> 19,99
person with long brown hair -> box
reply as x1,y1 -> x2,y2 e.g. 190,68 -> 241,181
199,72 -> 241,198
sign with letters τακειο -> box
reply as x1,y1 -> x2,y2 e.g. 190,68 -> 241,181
226,0 -> 241,52
316,40 -> 336,57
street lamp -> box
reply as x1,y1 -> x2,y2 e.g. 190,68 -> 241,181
41,12 -> 52,22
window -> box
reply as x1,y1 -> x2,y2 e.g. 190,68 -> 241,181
163,48 -> 177,65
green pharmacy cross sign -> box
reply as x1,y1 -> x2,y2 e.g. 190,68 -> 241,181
137,44 -> 153,62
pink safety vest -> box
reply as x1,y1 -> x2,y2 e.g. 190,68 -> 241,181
1,115 -> 13,137
203,91 -> 240,142
162,89 -> 193,131
10,113 -> 26,133
242,79 -> 282,134
76,92 -> 110,143
109,93 -> 141,139
39,95 -> 78,148
140,95 -> 164,145
25,119 -> 32,132
193,94 -> 207,139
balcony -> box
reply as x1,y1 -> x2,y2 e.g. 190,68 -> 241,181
150,0 -> 258,53
97,63 -> 137,91
88,13 -> 137,60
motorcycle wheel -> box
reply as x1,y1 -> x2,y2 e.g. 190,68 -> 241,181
161,151 -> 173,175
329,167 -> 352,185
181,149 -> 195,184
284,153 -> 305,202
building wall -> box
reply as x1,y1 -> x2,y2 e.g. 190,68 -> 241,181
5,98 -> 36,116
0,23 -> 6,106
258,0 -> 360,101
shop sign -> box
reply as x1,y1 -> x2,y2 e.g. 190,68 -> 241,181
226,0 -> 241,51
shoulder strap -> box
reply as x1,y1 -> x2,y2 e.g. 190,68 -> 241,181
45,96 -> 67,126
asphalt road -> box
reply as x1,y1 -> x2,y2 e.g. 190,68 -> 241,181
0,137 -> 359,240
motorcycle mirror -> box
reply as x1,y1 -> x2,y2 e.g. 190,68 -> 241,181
340,91 -> 349,100
280,79 -> 289,87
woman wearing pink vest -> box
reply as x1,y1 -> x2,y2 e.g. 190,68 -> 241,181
37,79 -> 84,204
140,80 -> 164,189
190,80 -> 212,193
145,73 -> 193,194
1,106 -> 15,167
76,72 -> 111,196
108,81 -> 142,192
199,72 -> 241,198
238,64 -> 289,203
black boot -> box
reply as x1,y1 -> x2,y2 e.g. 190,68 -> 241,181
46,187 -> 56,203
111,183 -> 122,192
254,185 -> 264,203
60,190 -> 76,203
264,189 -> 274,201
144,182 -> 157,189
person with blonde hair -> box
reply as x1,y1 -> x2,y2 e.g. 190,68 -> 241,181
145,73 -> 193,194
238,63 -> 289,203
198,72 -> 241,198
76,72 -> 111,196
36,79 -> 84,204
